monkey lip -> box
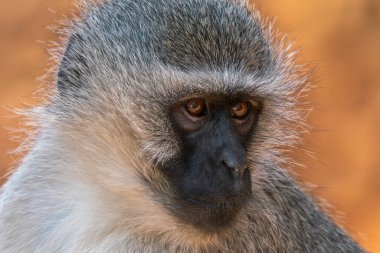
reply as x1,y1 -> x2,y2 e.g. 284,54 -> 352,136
186,196 -> 243,210
179,195 -> 248,230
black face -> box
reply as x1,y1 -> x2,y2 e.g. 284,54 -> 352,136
162,95 -> 260,232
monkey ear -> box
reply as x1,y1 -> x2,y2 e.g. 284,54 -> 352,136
57,34 -> 88,95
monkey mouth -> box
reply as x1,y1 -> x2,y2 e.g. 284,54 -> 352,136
173,195 -> 248,232
186,196 -> 243,210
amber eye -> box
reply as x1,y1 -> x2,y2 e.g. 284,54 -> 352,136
185,98 -> 206,116
231,102 -> 249,119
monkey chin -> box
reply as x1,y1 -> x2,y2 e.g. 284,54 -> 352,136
173,192 -> 252,233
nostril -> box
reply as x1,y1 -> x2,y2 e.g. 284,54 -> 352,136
221,160 -> 248,180
221,160 -> 232,172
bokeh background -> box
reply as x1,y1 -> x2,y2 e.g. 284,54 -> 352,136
0,0 -> 379,251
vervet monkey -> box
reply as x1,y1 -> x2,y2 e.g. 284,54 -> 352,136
0,0 -> 364,252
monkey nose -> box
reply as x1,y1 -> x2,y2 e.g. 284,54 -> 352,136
221,158 -> 248,180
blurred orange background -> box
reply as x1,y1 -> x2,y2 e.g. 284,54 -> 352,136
0,0 -> 379,251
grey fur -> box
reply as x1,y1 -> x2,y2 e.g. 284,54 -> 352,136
0,0 -> 364,252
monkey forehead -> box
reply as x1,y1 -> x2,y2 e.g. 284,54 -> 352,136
57,0 -> 302,104
65,0 -> 274,82
120,66 -> 291,108
149,1 -> 272,74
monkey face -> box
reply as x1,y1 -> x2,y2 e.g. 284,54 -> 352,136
159,95 -> 260,231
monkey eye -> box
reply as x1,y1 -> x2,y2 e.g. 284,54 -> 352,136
231,101 -> 249,119
185,98 -> 207,117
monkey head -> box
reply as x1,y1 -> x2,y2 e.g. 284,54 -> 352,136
55,0 -> 302,233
